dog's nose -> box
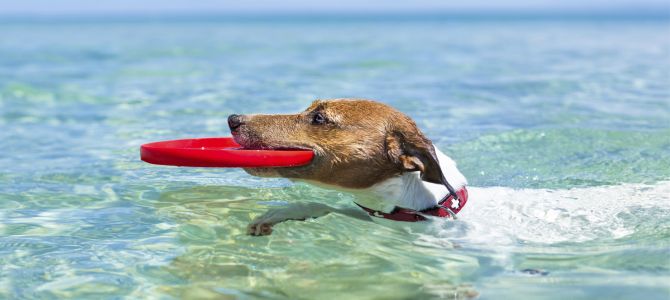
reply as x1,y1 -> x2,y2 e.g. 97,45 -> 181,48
228,114 -> 244,130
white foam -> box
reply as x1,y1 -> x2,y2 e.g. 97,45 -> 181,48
443,181 -> 670,246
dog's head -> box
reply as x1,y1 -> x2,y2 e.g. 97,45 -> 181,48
228,99 -> 447,189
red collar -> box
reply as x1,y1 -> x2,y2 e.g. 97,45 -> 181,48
356,187 -> 468,222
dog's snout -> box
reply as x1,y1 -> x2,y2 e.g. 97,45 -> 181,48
228,114 -> 244,130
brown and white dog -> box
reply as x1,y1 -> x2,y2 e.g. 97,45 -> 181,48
228,99 -> 468,235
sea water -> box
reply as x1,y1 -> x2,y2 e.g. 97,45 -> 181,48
0,15 -> 669,299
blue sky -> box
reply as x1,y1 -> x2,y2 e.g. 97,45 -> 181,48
1,0 -> 668,15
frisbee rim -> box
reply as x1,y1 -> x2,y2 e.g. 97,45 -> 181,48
140,137 -> 314,168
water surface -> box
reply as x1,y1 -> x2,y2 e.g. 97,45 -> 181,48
0,16 -> 669,299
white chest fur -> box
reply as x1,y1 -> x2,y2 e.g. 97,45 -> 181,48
353,146 -> 468,213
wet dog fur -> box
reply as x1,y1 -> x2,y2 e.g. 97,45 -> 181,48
228,99 -> 467,235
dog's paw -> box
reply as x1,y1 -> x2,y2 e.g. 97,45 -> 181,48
247,208 -> 301,236
247,222 -> 274,236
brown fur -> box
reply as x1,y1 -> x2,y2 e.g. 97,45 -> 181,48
230,99 -> 445,189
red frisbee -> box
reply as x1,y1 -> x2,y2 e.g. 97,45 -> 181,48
140,137 -> 314,168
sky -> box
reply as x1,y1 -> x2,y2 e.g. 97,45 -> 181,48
0,0 -> 668,16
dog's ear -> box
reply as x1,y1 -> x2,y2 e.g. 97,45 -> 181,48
385,130 -> 445,185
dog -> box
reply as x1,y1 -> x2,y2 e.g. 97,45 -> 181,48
228,99 -> 468,236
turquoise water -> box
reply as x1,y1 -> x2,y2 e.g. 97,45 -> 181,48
1,16 -> 669,299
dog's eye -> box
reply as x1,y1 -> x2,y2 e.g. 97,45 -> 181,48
311,112 -> 326,125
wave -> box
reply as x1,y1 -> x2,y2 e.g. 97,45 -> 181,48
447,181 -> 670,245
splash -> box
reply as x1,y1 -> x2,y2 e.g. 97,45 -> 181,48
456,181 -> 670,245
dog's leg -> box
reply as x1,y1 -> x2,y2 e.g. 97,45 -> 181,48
248,202 -> 371,236
247,202 -> 330,236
